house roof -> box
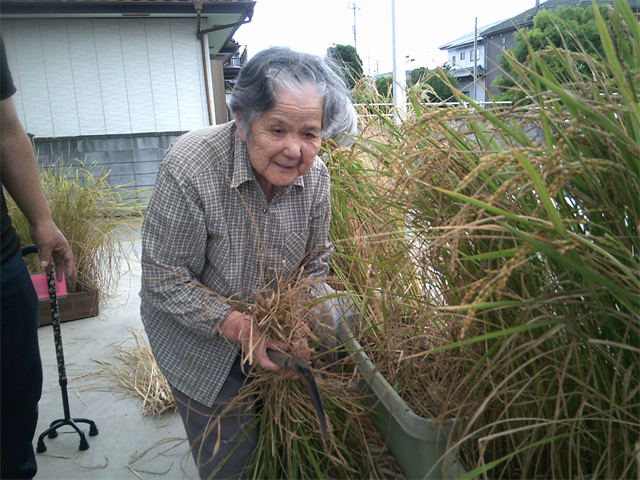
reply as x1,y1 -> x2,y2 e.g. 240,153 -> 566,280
440,0 -> 640,50
0,0 -> 255,15
438,20 -> 503,50
0,0 -> 256,59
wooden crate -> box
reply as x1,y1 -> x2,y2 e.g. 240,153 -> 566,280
38,289 -> 99,326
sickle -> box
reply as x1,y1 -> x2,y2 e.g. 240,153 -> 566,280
266,348 -> 328,445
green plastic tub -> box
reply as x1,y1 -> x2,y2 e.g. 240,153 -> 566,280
332,312 -> 467,480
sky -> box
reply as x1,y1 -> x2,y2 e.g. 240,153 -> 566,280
234,0 -> 539,76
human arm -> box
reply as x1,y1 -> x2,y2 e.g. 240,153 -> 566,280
0,95 -> 75,281
141,161 -> 238,337
258,163 -> 332,366
216,174 -> 332,375
140,161 -> 290,373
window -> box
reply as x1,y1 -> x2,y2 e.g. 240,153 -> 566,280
470,50 -> 474,60
452,55 -> 456,63
502,37 -> 506,44
502,45 -> 506,50
460,51 -> 465,60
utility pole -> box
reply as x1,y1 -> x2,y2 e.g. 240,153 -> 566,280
473,17 -> 478,103
348,2 -> 361,50
392,0 -> 406,125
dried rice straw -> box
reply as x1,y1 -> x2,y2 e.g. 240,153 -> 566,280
112,327 -> 176,417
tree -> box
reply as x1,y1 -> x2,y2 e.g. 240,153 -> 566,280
407,65 -> 459,103
375,75 -> 392,98
326,44 -> 363,90
494,5 -> 610,102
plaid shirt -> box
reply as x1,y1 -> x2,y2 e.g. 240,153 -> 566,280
140,121 -> 332,406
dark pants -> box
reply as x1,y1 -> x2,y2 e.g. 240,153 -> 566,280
1,251 -> 42,480
172,356 -> 258,480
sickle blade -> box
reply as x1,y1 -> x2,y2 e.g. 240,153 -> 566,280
267,349 -> 328,445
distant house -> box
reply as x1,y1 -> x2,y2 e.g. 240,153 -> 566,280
438,20 -> 502,104
1,0 -> 255,191
439,0 -> 640,102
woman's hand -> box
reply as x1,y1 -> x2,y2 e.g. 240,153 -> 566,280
220,311 -> 303,379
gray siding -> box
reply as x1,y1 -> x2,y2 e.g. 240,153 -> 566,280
33,132 -> 184,195
485,31 -> 518,98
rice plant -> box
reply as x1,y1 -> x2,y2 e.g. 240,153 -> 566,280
187,274 -> 399,480
6,152 -> 146,295
328,1 -> 639,478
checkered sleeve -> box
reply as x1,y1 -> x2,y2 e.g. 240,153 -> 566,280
140,160 -> 231,338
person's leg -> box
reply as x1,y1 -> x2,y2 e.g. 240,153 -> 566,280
1,251 -> 42,479
172,356 -> 258,480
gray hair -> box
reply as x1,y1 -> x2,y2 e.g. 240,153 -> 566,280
229,46 -> 357,147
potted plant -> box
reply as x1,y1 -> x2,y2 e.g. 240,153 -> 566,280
6,152 -> 145,325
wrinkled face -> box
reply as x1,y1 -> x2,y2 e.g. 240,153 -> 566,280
238,86 -> 323,200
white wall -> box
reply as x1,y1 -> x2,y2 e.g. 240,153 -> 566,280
446,43 -> 487,103
3,17 -> 209,137
448,43 -> 486,70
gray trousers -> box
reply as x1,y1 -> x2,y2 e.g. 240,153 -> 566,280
172,356 -> 258,480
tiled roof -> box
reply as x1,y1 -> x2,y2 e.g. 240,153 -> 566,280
439,20 -> 503,50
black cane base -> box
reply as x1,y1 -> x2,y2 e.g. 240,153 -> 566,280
36,417 -> 99,453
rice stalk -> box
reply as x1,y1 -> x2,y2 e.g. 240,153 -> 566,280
188,274 -> 402,479
113,327 -> 176,417
6,152 -> 146,296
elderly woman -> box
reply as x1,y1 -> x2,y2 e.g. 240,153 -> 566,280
140,46 -> 356,479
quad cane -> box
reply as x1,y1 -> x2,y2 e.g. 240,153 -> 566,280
22,246 -> 99,452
